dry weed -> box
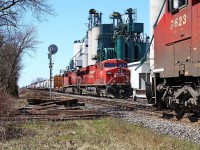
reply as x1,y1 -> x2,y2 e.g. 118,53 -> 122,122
0,89 -> 15,117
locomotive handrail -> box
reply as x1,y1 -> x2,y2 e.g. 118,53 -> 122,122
145,64 -> 154,82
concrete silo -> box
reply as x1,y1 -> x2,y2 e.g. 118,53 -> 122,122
73,40 -> 82,68
81,39 -> 88,68
88,26 -> 100,66
87,9 -> 101,66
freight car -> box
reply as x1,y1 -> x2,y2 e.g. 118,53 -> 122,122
146,0 -> 200,117
27,78 -> 54,91
53,75 -> 63,92
63,59 -> 133,98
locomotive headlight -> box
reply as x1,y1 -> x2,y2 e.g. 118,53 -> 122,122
107,72 -> 112,75
118,68 -> 121,73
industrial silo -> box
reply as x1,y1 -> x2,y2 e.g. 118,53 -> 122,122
87,9 -> 102,66
115,35 -> 125,60
82,39 -> 88,67
87,30 -> 93,66
91,26 -> 100,64
150,0 -> 165,70
73,40 -> 82,68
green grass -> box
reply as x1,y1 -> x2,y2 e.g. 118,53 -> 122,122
0,117 -> 199,150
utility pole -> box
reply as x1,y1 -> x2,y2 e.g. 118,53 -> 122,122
48,44 -> 58,99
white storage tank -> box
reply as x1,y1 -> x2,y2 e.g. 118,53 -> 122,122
88,30 -> 93,66
82,39 -> 88,53
82,39 -> 88,67
91,26 -> 100,65
73,40 -> 82,68
77,55 -> 82,67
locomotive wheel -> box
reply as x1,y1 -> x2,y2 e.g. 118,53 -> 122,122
78,89 -> 82,95
148,98 -> 155,104
195,112 -> 200,118
145,82 -> 155,104
174,104 -> 185,116
96,88 -> 100,97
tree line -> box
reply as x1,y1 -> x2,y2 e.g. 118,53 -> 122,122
0,0 -> 53,96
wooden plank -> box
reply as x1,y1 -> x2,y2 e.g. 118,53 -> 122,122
27,97 -> 78,106
47,110 -> 101,115
33,104 -> 59,110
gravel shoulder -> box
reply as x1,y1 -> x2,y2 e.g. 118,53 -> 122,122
84,102 -> 200,144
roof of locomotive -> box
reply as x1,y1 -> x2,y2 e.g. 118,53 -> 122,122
100,59 -> 128,64
77,59 -> 128,73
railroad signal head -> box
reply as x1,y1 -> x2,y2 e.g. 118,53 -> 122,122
48,44 -> 58,55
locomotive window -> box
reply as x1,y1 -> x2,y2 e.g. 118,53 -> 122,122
178,0 -> 187,7
117,63 -> 128,68
100,64 -> 103,70
104,63 -> 117,68
168,0 -> 187,12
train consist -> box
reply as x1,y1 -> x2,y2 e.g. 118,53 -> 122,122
28,59 -> 133,98
146,0 -> 200,116
27,1 -> 200,118
63,59 -> 132,98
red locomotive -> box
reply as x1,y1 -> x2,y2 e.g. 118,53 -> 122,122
147,0 -> 200,116
63,59 -> 133,98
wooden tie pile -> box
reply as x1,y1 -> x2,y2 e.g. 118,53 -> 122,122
6,96 -> 105,121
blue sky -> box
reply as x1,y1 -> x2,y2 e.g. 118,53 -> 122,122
19,0 -> 150,87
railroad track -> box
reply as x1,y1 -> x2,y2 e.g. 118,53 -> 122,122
11,90 -> 200,144
53,91 -> 200,124
8,90 -> 200,124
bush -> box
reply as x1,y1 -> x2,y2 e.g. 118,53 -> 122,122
0,89 -> 15,117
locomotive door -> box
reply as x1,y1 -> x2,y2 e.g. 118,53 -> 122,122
164,44 -> 175,77
174,39 -> 191,77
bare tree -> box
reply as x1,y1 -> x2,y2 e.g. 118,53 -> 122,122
0,26 -> 39,96
0,0 -> 54,27
0,0 -> 54,97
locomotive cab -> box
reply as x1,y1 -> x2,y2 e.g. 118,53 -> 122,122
98,59 -> 130,85
98,59 -> 133,98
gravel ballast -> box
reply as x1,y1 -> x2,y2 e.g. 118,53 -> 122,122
85,101 -> 200,144
113,111 -> 200,144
